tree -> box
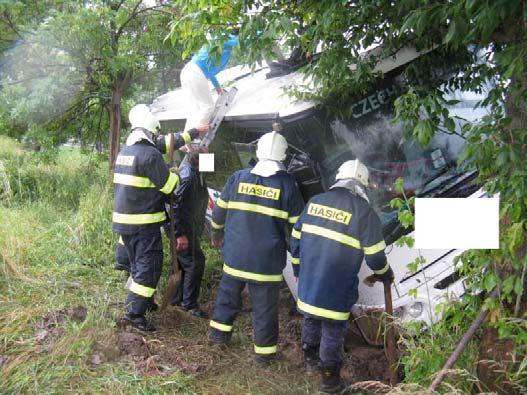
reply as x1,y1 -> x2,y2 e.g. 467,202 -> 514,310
171,0 -> 527,391
0,0 -> 183,171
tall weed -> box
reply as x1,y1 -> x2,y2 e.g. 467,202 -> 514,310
0,136 -> 107,209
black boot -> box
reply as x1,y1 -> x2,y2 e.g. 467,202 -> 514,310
185,307 -> 208,319
123,313 -> 156,332
254,353 -> 276,367
320,365 -> 344,394
302,342 -> 320,375
208,327 -> 232,347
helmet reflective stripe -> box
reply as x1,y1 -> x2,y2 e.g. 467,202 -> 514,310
256,131 -> 288,162
335,159 -> 369,186
128,104 -> 160,133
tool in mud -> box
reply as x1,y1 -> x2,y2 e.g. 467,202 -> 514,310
160,130 -> 182,312
161,88 -> 238,310
383,280 -> 398,386
363,273 -> 399,385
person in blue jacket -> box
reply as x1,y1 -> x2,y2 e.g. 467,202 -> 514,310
180,31 -> 239,131
208,131 -> 305,366
290,159 -> 394,393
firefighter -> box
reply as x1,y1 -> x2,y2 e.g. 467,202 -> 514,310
112,104 -> 202,332
170,145 -> 210,318
208,131 -> 305,366
290,159 -> 394,393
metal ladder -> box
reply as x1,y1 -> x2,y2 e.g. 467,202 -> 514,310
199,87 -> 238,148
178,87 -> 238,168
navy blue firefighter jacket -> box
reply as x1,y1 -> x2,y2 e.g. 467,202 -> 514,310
290,187 -> 390,321
211,168 -> 305,283
112,129 -> 198,234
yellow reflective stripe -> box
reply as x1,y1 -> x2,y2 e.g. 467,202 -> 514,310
301,223 -> 361,250
291,257 -> 300,265
210,320 -> 233,332
113,173 -> 155,188
113,211 -> 166,225
226,201 -> 288,219
160,172 -> 179,194
291,228 -> 301,239
223,264 -> 283,282
129,279 -> 155,297
374,262 -> 390,275
288,215 -> 299,224
118,236 -> 124,245
216,198 -> 228,208
363,240 -> 387,255
181,131 -> 192,144
211,220 -> 224,230
254,345 -> 277,354
297,299 -> 350,321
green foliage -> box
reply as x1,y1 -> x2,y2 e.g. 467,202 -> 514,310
0,136 -> 105,209
167,0 -> 527,389
0,1 -> 183,147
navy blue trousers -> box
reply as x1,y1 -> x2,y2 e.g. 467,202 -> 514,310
210,274 -> 280,355
172,237 -> 206,310
302,315 -> 348,368
122,229 -> 163,316
115,241 -> 131,272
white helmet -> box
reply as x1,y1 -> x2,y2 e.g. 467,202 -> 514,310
256,131 -> 288,162
128,104 -> 160,133
335,159 -> 369,187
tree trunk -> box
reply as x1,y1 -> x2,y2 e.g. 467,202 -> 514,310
477,72 -> 527,394
108,74 -> 131,174
108,88 -> 122,173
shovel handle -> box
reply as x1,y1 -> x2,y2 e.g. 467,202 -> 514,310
161,133 -> 181,311
383,281 -> 398,386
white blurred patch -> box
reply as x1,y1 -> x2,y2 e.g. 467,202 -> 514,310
199,153 -> 215,172
415,197 -> 499,249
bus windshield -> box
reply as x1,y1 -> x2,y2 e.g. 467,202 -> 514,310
228,77 -> 486,240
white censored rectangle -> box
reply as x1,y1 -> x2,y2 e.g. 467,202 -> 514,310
199,153 -> 215,172
414,197 -> 499,249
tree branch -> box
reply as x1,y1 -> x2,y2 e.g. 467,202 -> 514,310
1,12 -> 27,40
115,0 -> 143,40
115,4 -> 169,39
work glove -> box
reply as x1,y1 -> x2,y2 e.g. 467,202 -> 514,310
363,267 -> 394,287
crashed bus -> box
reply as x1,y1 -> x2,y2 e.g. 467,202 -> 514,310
150,49 -> 488,344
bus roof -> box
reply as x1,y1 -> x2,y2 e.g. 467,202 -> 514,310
150,46 -> 426,123
150,65 -> 316,122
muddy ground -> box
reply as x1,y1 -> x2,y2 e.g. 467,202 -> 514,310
106,286 -> 392,393
33,287 -> 391,393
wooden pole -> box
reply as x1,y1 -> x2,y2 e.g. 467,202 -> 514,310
161,133 -> 181,311
383,281 -> 399,386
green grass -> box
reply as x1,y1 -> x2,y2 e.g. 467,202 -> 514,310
0,136 -> 319,394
